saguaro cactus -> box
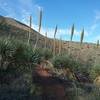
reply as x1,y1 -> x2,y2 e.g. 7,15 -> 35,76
53,25 -> 58,56
70,24 -> 74,41
28,16 -> 32,44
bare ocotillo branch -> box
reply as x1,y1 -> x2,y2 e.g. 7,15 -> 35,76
28,16 -> 32,45
70,24 -> 74,41
53,25 -> 58,56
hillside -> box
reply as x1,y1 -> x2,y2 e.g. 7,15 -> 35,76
0,15 -> 52,48
0,15 -> 100,100
0,15 -> 100,65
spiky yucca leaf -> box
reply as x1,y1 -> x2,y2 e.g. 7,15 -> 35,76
97,40 -> 99,48
38,9 -> 42,33
70,24 -> 74,41
80,28 -> 84,44
53,25 -> 58,56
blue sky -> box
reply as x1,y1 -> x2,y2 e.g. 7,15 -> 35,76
0,0 -> 100,43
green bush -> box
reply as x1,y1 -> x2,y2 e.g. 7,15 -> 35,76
52,54 -> 81,71
0,38 -> 42,84
40,48 -> 53,60
89,64 -> 100,80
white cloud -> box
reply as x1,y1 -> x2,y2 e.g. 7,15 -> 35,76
88,10 -> 100,35
94,10 -> 100,22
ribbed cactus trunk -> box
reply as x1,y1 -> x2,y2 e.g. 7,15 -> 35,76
53,25 -> 57,56
34,9 -> 42,50
27,16 -> 32,45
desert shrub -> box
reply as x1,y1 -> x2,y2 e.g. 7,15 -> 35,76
52,54 -> 81,71
40,48 -> 53,60
0,38 -> 42,84
89,64 -> 100,80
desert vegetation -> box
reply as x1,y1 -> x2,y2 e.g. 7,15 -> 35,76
0,36 -> 100,100
0,10 -> 100,100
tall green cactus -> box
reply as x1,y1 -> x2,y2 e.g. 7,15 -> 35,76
28,16 -> 32,45
53,25 -> 58,56
70,24 -> 74,41
80,28 -> 84,44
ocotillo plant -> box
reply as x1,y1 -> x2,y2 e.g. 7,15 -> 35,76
45,32 -> 47,48
80,28 -> 84,44
53,25 -> 58,56
34,9 -> 42,50
27,16 -> 32,45
70,24 -> 74,41
97,40 -> 99,48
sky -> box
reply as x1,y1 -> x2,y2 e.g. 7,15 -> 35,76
0,0 -> 100,43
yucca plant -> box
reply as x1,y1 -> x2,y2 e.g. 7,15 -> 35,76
38,9 -> 42,33
70,24 -> 74,41
97,40 -> 99,48
27,16 -> 32,45
69,24 -> 74,55
45,32 -> 47,48
34,9 -> 42,50
59,37 -> 62,55
53,25 -> 58,56
80,28 -> 84,44
0,38 -> 14,68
